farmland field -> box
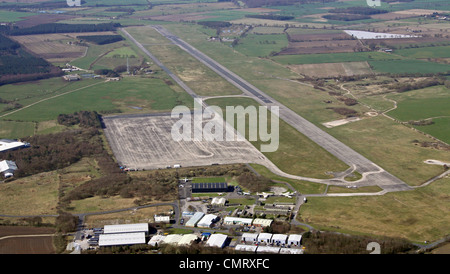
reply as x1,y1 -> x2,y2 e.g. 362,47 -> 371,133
368,59 -> 450,74
0,226 -> 56,254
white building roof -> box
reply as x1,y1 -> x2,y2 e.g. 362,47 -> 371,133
280,248 -> 303,254
0,139 -> 29,153
154,215 -> 170,222
223,216 -> 253,225
185,212 -> 205,227
103,223 -> 149,234
163,234 -> 183,245
241,233 -> 258,241
211,197 -> 226,205
0,160 -> 17,173
252,218 -> 273,227
257,246 -> 280,254
178,234 -> 198,246
98,232 -> 146,247
235,244 -> 257,253
271,234 -> 288,242
258,233 -> 272,242
206,234 -> 228,248
197,214 -> 218,228
148,235 -> 166,246
288,234 -> 302,243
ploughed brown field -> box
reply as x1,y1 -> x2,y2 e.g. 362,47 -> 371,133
0,226 -> 56,254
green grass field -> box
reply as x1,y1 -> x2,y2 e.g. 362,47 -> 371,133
272,51 -> 402,65
369,59 -> 450,74
394,46 -> 450,59
1,77 -> 193,122
387,85 -> 450,143
234,33 -> 289,58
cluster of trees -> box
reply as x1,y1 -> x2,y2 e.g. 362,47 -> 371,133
329,7 -> 388,15
236,0 -> 336,8
57,111 -> 102,128
327,107 -> 358,117
302,231 -> 415,254
0,33 -> 62,85
77,35 -> 124,45
237,171 -> 271,193
4,23 -> 121,36
322,14 -> 371,21
386,77 -> 447,93
93,68 -> 120,77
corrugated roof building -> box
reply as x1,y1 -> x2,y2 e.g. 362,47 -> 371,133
206,234 -> 228,248
98,232 -> 146,247
103,223 -> 149,235
185,212 -> 205,227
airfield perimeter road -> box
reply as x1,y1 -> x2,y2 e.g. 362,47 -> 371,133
121,26 -> 412,192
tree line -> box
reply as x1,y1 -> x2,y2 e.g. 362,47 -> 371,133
77,35 -> 124,45
3,22 -> 121,36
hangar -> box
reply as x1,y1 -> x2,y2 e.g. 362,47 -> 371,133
103,223 -> 149,235
191,182 -> 228,193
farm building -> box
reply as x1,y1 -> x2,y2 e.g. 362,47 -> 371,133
191,182 -> 228,193
148,235 -> 166,246
223,217 -> 253,226
271,234 -> 288,245
258,233 -> 272,243
206,234 -> 228,248
287,234 -> 302,246
0,139 -> 30,153
0,160 -> 18,178
185,212 -> 205,227
252,218 -> 273,228
103,223 -> 149,235
98,232 -> 146,247
235,244 -> 257,253
63,74 -> 80,81
241,233 -> 258,243
197,214 -> 219,228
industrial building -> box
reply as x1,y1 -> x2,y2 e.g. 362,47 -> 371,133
252,218 -> 273,228
197,214 -> 219,228
148,234 -> 166,246
223,216 -> 253,226
185,212 -> 205,227
257,233 -> 272,244
103,223 -> 149,235
191,182 -> 228,193
206,234 -> 228,248
235,244 -> 257,253
211,197 -> 227,206
98,232 -> 146,247
287,234 -> 302,246
271,234 -> 288,245
241,233 -> 258,243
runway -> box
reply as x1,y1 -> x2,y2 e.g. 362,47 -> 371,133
122,26 -> 413,192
